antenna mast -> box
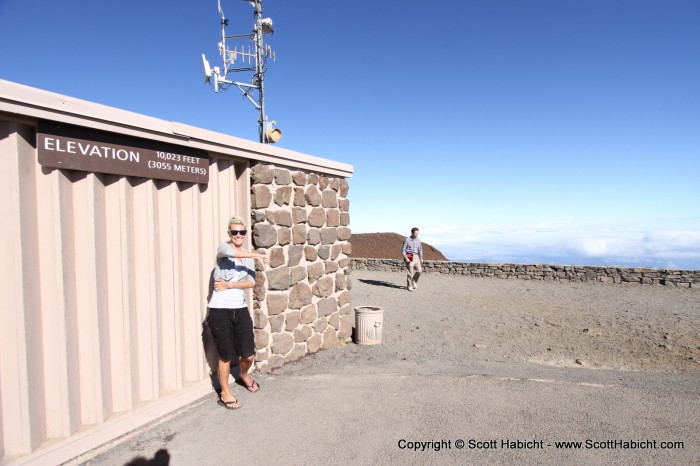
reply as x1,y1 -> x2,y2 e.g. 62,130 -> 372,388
201,0 -> 281,144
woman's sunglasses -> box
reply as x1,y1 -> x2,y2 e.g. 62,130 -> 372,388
228,229 -> 247,236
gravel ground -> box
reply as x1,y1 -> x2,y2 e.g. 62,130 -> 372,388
346,270 -> 700,374
79,270 -> 700,466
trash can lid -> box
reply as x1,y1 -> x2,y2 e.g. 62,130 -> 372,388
355,306 -> 383,313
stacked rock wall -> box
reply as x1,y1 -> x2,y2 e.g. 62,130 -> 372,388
250,164 -> 352,371
351,258 -> 700,287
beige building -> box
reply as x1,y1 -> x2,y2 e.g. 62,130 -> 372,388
0,80 -> 353,465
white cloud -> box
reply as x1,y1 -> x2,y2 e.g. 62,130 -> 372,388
421,222 -> 700,268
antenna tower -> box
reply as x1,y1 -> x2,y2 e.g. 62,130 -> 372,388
201,0 -> 281,144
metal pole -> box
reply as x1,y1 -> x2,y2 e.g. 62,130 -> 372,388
254,0 -> 266,143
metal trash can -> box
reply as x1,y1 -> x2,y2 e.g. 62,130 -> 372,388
354,306 -> 384,345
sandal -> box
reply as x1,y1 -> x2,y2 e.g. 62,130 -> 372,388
238,379 -> 260,393
217,397 -> 241,410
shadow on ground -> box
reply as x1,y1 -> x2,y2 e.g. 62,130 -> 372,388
124,448 -> 170,465
357,279 -> 404,289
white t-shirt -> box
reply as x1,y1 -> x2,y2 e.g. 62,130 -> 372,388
207,242 -> 255,309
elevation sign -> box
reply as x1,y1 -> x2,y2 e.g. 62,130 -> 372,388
38,121 -> 209,183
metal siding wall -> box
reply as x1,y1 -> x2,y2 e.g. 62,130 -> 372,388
1,121 -> 35,455
0,121 -> 247,459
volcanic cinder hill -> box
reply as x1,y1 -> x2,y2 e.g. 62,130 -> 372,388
349,232 -> 448,260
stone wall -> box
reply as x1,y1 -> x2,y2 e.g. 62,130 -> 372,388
351,258 -> 700,287
250,163 -> 352,372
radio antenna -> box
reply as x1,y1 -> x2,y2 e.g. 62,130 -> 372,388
201,0 -> 281,144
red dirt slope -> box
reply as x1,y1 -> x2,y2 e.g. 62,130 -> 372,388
349,232 -> 448,261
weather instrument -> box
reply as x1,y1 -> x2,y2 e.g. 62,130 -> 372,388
201,0 -> 281,144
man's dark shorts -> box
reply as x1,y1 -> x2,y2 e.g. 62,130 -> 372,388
207,307 -> 255,361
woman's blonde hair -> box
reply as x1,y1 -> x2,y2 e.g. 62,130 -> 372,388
228,216 -> 247,228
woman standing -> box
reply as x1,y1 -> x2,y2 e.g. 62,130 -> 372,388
207,216 -> 267,409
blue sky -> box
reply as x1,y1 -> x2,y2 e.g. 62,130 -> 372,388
1,0 -> 699,268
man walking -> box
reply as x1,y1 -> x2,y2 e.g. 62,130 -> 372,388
402,227 -> 423,291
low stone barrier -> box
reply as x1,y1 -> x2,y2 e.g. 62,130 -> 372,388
350,258 -> 700,287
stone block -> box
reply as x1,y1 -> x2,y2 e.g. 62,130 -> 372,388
308,207 -> 326,227
307,228 -> 321,245
286,343 -> 306,363
300,304 -> 317,324
270,247 -> 286,268
331,244 -> 342,260
337,227 -> 351,241
304,246 -> 318,261
272,332 -> 294,355
313,317 -> 328,333
339,198 -> 350,212
307,173 -> 319,185
339,303 -> 351,316
285,310 -> 301,331
338,290 -> 352,307
335,272 -> 347,291
288,245 -> 304,267
317,297 -> 338,317
329,178 -> 340,191
321,228 -> 338,244
274,187 -> 293,206
253,224 -> 277,248
267,266 -> 290,291
293,187 -> 306,206
254,329 -> 269,350
252,209 -> 267,224
322,327 -> 338,349
318,245 -> 331,260
290,266 -> 307,286
267,293 -> 288,315
255,348 -> 269,362
338,316 -> 352,340
340,212 -> 350,226
274,168 -> 292,185
307,262 -> 324,282
269,314 -> 285,333
292,207 -> 308,224
312,276 -> 335,298
342,242 -> 352,255
289,282 -> 313,309
339,179 -> 349,197
261,355 -> 285,372
307,334 -> 322,353
251,164 -> 274,184
338,258 -> 350,268
251,185 -> 272,209
292,171 -> 307,186
273,210 -> 293,226
253,273 -> 266,302
292,225 -> 307,245
328,311 -> 340,330
319,176 -> 330,190
326,209 -> 340,227
321,262 -> 337,275
277,227 -> 291,245
254,309 -> 268,329
321,190 -> 338,208
294,325 -> 313,342
305,186 -> 322,206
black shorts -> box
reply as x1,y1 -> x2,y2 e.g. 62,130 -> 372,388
207,307 -> 255,361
